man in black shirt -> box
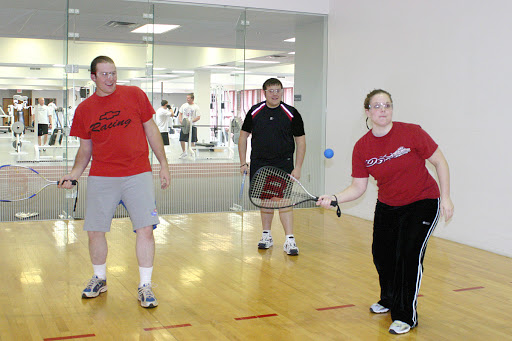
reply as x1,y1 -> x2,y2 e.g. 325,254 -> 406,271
238,78 -> 306,255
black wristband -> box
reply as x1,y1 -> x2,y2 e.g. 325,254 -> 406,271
240,163 -> 248,167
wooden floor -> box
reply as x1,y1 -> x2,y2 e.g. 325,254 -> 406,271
0,209 -> 511,340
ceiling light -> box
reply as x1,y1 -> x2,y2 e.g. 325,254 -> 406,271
171,70 -> 195,74
131,24 -> 180,34
153,74 -> 178,78
202,66 -> 242,70
288,52 -> 295,55
242,60 -> 280,64
284,37 -> 296,42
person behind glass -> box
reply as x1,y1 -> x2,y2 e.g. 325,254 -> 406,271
155,99 -> 174,149
47,99 -> 60,130
35,97 -> 52,148
58,56 -> 170,308
178,93 -> 200,159
238,78 -> 306,256
317,89 -> 454,334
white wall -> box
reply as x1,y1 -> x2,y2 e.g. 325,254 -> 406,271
164,0 -> 328,14
327,0 -> 512,257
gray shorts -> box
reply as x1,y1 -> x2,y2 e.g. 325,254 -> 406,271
83,172 -> 159,232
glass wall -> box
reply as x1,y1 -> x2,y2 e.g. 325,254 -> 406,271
0,0 -> 327,221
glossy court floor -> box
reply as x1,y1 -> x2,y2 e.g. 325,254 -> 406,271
0,209 -> 511,340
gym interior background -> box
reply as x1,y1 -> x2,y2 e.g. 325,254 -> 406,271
0,0 -> 327,221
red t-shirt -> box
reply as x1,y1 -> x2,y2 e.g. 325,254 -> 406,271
70,85 -> 155,177
352,122 -> 440,206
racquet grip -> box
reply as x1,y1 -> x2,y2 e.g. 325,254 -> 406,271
314,197 -> 338,207
57,180 -> 77,186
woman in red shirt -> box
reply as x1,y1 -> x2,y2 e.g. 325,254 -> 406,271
318,89 -> 454,335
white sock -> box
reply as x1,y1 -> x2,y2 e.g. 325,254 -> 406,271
139,266 -> 153,287
262,230 -> 272,237
285,234 -> 295,240
93,263 -> 107,280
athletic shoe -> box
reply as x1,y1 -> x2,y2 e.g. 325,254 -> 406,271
258,233 -> 273,249
283,236 -> 299,255
82,275 -> 107,298
370,302 -> 389,314
179,152 -> 187,159
389,320 -> 411,334
138,283 -> 158,308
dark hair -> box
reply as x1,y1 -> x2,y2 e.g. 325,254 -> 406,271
161,100 -> 168,106
363,89 -> 392,109
187,93 -> 194,100
90,56 -> 115,75
262,78 -> 283,90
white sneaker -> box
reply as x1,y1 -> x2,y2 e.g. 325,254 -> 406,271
370,302 -> 389,313
179,152 -> 187,159
283,236 -> 299,255
82,275 -> 107,298
258,233 -> 273,249
389,320 -> 411,334
138,283 -> 158,308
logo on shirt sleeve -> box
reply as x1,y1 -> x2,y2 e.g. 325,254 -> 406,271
366,146 -> 411,167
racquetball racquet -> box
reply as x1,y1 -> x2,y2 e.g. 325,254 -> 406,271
249,166 -> 340,215
0,165 -> 77,202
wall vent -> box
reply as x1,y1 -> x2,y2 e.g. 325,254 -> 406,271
105,21 -> 139,28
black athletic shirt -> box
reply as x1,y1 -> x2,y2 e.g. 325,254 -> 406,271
241,101 -> 305,161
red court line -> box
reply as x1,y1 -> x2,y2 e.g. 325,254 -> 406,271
144,324 -> 192,331
453,286 -> 485,292
235,313 -> 278,321
44,334 -> 95,341
316,304 -> 355,311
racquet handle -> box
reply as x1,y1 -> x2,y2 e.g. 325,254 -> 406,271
314,197 -> 338,207
57,180 -> 78,186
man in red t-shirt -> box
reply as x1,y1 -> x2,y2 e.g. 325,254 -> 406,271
59,56 -> 170,308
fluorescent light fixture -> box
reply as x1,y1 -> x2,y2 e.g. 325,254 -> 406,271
171,70 -> 195,74
202,65 -> 243,70
242,60 -> 280,64
231,70 -> 252,74
288,52 -> 295,55
153,68 -> 166,71
153,74 -> 179,78
132,24 -> 180,34
284,37 -> 296,43
53,64 -> 65,67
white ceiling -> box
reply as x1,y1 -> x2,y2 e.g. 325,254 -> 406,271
0,0 -> 325,92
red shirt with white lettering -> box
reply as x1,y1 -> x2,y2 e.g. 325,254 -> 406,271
70,85 -> 155,177
352,122 -> 440,206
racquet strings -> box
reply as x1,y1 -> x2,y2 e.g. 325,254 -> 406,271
250,166 -> 313,209
0,166 -> 49,201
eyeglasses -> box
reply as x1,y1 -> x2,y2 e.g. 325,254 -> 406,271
369,102 -> 393,110
96,71 -> 117,78
265,89 -> 283,94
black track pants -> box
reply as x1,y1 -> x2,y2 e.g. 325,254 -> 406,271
372,198 -> 440,327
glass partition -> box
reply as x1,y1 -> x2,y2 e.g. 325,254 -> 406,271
0,0 -> 327,221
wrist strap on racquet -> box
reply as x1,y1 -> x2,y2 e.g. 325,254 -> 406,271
333,194 -> 341,217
